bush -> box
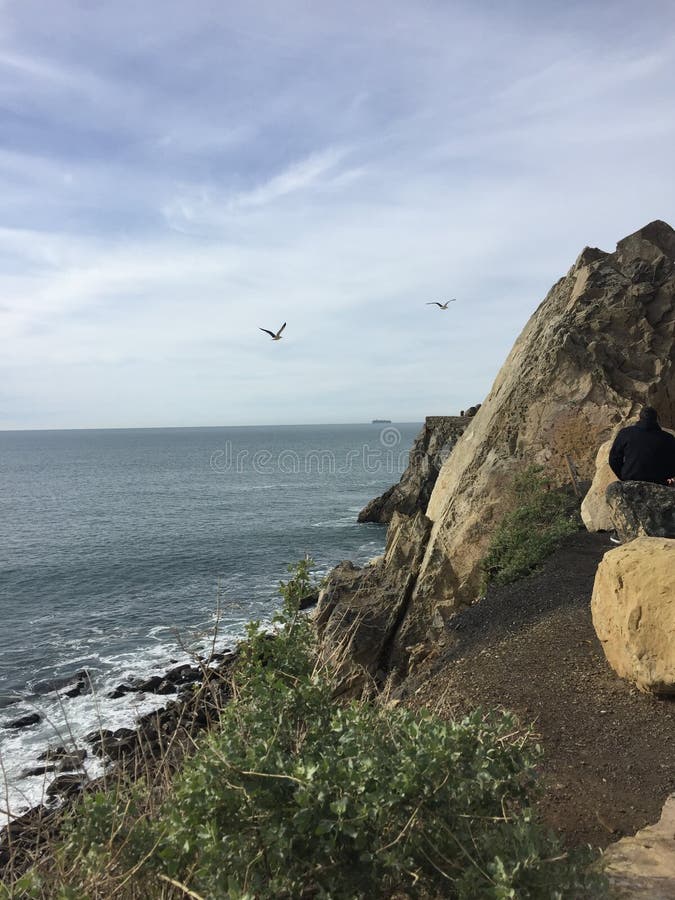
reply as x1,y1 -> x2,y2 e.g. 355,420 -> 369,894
16,560 -> 604,899
481,465 -> 579,587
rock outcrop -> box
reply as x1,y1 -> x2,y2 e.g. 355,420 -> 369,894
315,511 -> 431,691
606,481 -> 675,541
591,537 -> 675,694
357,416 -> 469,523
580,438 -> 619,531
318,221 -> 675,683
604,793 -> 675,899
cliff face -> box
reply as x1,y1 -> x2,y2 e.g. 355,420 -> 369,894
357,416 -> 469,524
316,220 -> 675,687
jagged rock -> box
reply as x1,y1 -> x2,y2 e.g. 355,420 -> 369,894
357,416 -> 469,523
591,537 -> 675,694
320,221 -> 675,682
581,437 -> 619,531
46,774 -> 88,800
315,511 -> 431,693
413,221 -> 675,613
20,765 -> 56,779
6,712 -> 41,730
604,793 -> 675,898
606,481 -> 675,541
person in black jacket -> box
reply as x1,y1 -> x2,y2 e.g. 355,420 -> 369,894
608,406 -> 675,485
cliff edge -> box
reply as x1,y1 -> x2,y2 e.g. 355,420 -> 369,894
357,416 -> 469,523
316,220 -> 675,686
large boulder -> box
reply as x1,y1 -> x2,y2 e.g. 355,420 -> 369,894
581,438 -> 619,532
606,481 -> 675,541
357,416 -> 468,523
591,537 -> 675,694
604,793 -> 675,899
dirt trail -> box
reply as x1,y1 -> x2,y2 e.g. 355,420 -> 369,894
401,531 -> 675,849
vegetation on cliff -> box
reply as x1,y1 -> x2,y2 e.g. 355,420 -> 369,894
481,466 -> 579,587
7,561 -> 603,899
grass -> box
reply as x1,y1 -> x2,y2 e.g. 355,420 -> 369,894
481,465 -> 580,588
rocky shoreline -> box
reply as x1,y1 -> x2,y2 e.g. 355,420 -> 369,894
0,647 -> 241,875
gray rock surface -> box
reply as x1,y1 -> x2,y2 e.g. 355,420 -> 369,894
606,480 -> 675,541
357,416 -> 469,523
315,511 -> 431,692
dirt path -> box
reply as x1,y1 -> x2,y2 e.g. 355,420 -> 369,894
401,531 -> 675,849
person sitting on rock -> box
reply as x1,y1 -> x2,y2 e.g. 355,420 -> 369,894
608,406 -> 675,486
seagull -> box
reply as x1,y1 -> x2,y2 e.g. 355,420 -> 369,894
259,322 -> 286,341
426,299 -> 456,309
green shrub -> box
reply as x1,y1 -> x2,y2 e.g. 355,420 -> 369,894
481,465 -> 579,587
23,560 -> 604,899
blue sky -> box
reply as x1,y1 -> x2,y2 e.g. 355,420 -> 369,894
2,0 -> 675,428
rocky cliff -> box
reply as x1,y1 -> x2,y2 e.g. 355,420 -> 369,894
316,220 -> 675,687
357,416 -> 469,523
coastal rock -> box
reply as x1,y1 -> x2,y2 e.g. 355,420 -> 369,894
315,511 -> 432,693
591,537 -> 675,694
604,793 -> 675,898
357,416 -> 469,523
330,221 -> 675,682
20,765 -> 57,779
580,438 -> 619,532
33,669 -> 91,698
46,773 -> 88,800
414,221 -> 675,612
606,481 -> 675,541
6,712 -> 41,730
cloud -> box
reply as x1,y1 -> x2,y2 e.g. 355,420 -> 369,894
1,1 -> 675,427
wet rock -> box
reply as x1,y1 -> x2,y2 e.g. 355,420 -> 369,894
108,682 -> 135,699
20,764 -> 57,779
56,750 -> 87,771
33,669 -> 90,697
38,745 -> 85,763
6,712 -> 41,730
46,774 -> 88,800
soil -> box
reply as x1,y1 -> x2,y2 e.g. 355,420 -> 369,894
400,530 -> 675,851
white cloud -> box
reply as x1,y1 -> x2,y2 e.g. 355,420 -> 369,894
1,1 -> 675,427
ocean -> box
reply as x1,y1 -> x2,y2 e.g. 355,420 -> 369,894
0,423 -> 419,822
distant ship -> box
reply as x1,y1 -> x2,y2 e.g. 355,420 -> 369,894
371,419 -> 392,424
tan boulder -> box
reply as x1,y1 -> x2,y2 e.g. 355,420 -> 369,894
591,537 -> 675,694
581,438 -> 618,532
604,793 -> 675,899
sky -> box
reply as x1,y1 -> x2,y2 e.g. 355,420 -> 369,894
2,0 -> 675,429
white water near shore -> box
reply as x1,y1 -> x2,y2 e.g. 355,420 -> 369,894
0,424 -> 420,824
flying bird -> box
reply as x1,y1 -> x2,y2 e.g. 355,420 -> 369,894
426,300 -> 456,309
259,322 -> 286,341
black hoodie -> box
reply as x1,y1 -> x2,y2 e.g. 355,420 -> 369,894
608,421 -> 675,484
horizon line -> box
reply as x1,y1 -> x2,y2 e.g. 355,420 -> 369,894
0,419 -> 431,434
